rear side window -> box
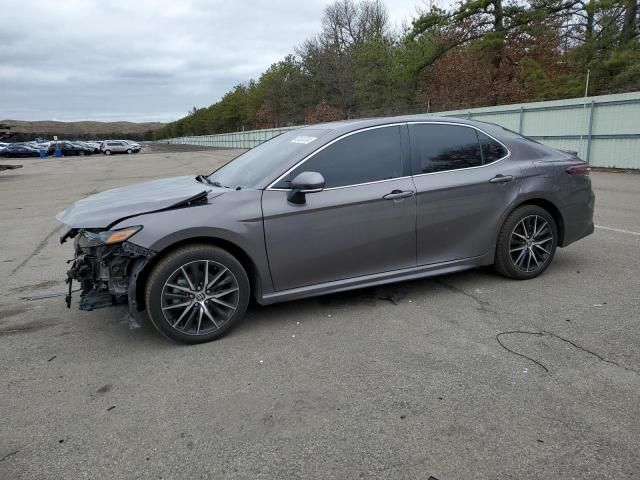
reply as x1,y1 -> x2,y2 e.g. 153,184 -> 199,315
274,126 -> 403,189
478,131 -> 508,164
409,124 -> 482,174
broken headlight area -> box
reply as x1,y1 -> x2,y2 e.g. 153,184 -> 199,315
63,227 -> 154,313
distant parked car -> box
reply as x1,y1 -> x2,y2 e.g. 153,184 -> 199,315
72,142 -> 96,154
47,141 -> 94,156
117,140 -> 141,153
0,144 -> 40,158
0,142 -> 8,151
123,140 -> 141,151
72,141 -> 100,153
84,141 -> 101,153
101,140 -> 139,155
35,141 -> 52,150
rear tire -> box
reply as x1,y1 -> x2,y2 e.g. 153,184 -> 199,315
126,149 -> 132,154
494,205 -> 558,280
145,245 -> 250,344
79,150 -> 86,156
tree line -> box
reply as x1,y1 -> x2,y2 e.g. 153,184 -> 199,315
155,0 -> 639,139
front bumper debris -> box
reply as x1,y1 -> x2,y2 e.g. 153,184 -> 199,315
63,229 -> 155,323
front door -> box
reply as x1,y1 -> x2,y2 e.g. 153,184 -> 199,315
262,124 -> 417,291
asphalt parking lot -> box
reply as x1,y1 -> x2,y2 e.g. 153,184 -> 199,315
1,146 -> 639,479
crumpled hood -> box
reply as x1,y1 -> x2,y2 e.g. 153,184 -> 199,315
56,175 -> 226,228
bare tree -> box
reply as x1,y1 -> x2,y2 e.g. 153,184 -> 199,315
621,0 -> 638,42
321,0 -> 390,50
298,0 -> 393,116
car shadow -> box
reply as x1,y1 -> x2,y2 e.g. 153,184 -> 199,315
236,250 -> 584,337
238,267 -> 497,330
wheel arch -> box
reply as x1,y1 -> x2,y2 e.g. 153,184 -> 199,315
501,197 -> 566,247
133,236 -> 262,313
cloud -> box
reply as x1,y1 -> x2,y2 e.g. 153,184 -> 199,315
0,0 -> 423,122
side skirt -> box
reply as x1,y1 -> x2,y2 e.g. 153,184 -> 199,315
258,254 -> 492,306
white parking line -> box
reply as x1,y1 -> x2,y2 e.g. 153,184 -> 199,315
595,225 -> 640,236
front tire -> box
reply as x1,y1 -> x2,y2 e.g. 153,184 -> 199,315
494,205 -> 558,280
145,245 -> 250,344
126,149 -> 132,154
104,150 -> 111,155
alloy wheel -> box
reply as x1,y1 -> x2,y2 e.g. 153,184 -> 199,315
509,215 -> 554,273
161,260 -> 240,336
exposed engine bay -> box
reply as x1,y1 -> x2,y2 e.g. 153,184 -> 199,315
57,187 -> 213,327
62,228 -> 155,320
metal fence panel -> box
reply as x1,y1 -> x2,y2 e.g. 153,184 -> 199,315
165,126 -> 299,149
590,138 -> 639,170
160,91 -> 640,169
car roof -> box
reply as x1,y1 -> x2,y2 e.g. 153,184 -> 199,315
298,114 -> 507,137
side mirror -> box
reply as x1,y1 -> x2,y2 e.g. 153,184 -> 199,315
287,171 -> 325,204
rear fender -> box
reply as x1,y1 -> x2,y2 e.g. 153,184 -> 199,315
491,162 -> 567,249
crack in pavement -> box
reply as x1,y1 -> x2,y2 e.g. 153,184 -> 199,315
0,320 -> 57,336
434,278 -> 497,314
543,330 -> 639,374
9,224 -> 63,276
496,330 -> 639,375
0,450 -> 19,463
434,279 -> 638,375
8,173 -> 114,277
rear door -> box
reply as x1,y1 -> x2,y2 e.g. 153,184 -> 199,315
262,124 -> 417,291
409,122 -> 522,265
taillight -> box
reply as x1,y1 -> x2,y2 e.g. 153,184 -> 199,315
566,164 -> 590,176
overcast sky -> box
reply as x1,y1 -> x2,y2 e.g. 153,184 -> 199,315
0,0 -> 433,123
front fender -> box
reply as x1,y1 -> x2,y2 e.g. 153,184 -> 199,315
112,190 -> 275,298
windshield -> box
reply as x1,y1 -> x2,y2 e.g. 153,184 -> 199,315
207,129 -> 328,189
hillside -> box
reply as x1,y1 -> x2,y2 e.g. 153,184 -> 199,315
1,119 -> 166,140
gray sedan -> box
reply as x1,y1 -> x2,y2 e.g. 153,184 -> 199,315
56,116 -> 595,344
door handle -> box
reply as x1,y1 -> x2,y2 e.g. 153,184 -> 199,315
383,189 -> 415,200
489,174 -> 514,184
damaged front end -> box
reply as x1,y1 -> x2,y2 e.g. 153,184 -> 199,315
62,226 -> 155,324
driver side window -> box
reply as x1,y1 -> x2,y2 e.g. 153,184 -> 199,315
273,126 -> 403,189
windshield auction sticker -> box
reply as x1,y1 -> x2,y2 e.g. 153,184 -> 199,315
290,136 -> 317,144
